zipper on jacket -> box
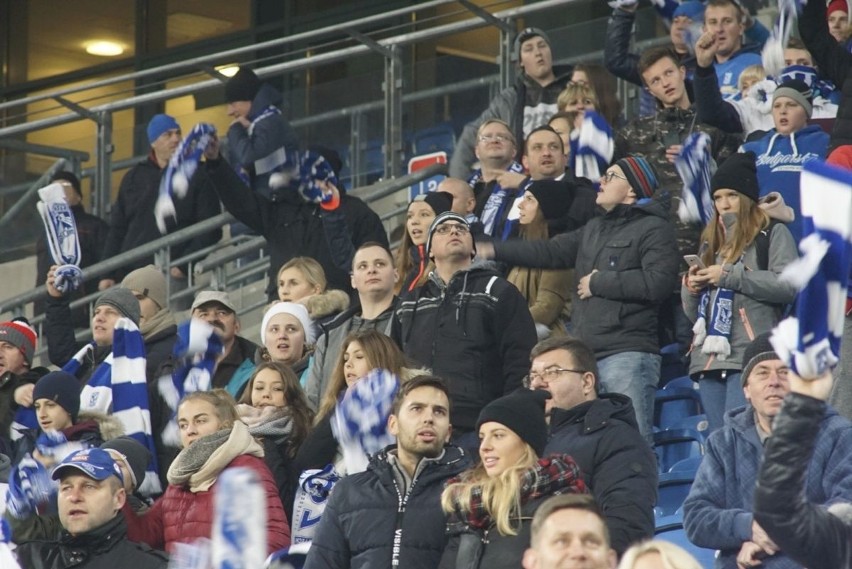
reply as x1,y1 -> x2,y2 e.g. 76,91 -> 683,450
389,469 -> 422,567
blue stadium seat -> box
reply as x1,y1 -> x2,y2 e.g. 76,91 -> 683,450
412,123 -> 456,156
668,455 -> 703,475
656,471 -> 695,517
655,378 -> 703,430
659,343 -> 688,387
668,414 -> 710,441
654,428 -> 704,474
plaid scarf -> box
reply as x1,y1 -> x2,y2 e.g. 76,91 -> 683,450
771,161 -> 852,377
37,182 -> 82,294
156,122 -> 217,234
446,454 -> 587,529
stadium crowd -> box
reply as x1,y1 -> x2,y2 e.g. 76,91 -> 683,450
2,0 -> 852,567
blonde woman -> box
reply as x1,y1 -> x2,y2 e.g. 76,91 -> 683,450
618,540 -> 703,569
439,390 -> 587,569
276,256 -> 349,325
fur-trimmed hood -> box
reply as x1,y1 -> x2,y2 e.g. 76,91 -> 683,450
78,411 -> 126,441
304,288 -> 350,320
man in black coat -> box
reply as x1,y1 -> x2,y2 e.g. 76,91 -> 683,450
14,448 -> 167,569
528,336 -> 658,556
305,375 -> 469,569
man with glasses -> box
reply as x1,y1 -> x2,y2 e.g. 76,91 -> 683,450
393,212 -> 536,448
527,336 -> 657,557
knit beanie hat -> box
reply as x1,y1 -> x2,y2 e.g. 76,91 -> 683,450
413,191 -> 453,217
741,332 -> 780,386
827,145 -> 852,170
711,151 -> 760,202
673,0 -> 705,21
146,114 -> 180,145
615,155 -> 659,199
477,389 -> 551,456
95,287 -> 141,326
225,67 -> 262,104
0,319 -> 37,367
773,78 -> 814,118
426,211 -> 476,259
513,27 -> 551,62
121,265 -> 167,311
527,179 -> 573,221
828,0 -> 849,19
261,302 -> 316,345
33,371 -> 81,422
101,436 -> 151,491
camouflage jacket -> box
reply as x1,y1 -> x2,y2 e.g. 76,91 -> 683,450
614,106 -> 742,265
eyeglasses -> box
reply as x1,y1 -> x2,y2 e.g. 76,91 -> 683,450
434,223 -> 470,236
525,367 -> 586,386
603,171 -> 628,184
478,133 -> 510,143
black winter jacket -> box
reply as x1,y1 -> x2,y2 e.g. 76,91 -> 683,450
14,515 -> 168,569
544,394 -> 658,555
101,155 -> 222,281
205,157 -> 388,298
304,445 -> 469,569
799,0 -> 852,149
392,264 -> 537,432
754,393 -> 852,569
494,199 -> 679,358
0,367 -> 49,454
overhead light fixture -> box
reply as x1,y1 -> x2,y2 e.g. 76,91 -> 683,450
85,41 -> 124,57
216,65 -> 240,78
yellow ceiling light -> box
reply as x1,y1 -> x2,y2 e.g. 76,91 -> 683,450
216,65 -> 240,77
85,41 -> 125,57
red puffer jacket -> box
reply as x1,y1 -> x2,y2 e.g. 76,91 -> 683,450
124,454 -> 291,553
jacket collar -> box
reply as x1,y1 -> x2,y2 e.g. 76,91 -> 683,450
60,514 -> 127,554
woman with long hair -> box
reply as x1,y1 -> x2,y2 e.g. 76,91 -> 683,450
683,152 -> 798,432
507,180 -> 572,339
439,390 -> 587,569
237,361 -> 315,519
258,301 -> 317,386
276,256 -> 349,325
394,191 -> 453,295
124,389 -> 290,554
294,329 -> 410,476
618,540 -> 703,569
571,63 -> 622,127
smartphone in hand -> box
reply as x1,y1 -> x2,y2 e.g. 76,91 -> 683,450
683,254 -> 706,270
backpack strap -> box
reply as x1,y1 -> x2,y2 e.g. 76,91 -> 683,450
755,219 -> 782,271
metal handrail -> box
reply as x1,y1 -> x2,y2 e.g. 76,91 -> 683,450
0,0 -> 573,139
0,0 -> 457,115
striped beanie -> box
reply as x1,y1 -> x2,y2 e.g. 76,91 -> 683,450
616,155 -> 659,199
0,319 -> 37,367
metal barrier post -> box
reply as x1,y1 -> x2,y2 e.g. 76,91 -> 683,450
95,110 -> 114,218
383,44 -> 403,180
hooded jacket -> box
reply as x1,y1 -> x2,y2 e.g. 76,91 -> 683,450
12,411 -> 125,466
225,82 -> 299,200
15,515 -> 168,569
494,199 -> 679,358
304,445 -> 469,569
448,65 -> 573,179
683,403 -> 852,568
755,393 -> 852,569
681,216 -> 798,376
392,263 -> 537,432
742,124 -> 830,242
544,393 -> 658,555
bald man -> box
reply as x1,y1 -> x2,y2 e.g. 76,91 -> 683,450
437,178 -> 476,216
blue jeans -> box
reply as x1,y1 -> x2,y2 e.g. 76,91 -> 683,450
695,370 -> 745,433
597,351 -> 661,443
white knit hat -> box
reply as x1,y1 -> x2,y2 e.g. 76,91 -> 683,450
260,302 -> 316,345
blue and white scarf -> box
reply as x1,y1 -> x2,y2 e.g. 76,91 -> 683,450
761,0 -> 803,78
295,151 -> 338,205
472,161 -> 525,238
771,161 -> 852,377
779,65 -> 837,102
155,122 -> 218,234
37,182 -> 82,294
64,319 -> 161,496
676,132 -> 715,225
4,457 -> 53,520
158,318 -> 224,447
212,467 -> 267,569
573,110 -> 613,185
332,369 -> 399,474
693,285 -> 736,360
